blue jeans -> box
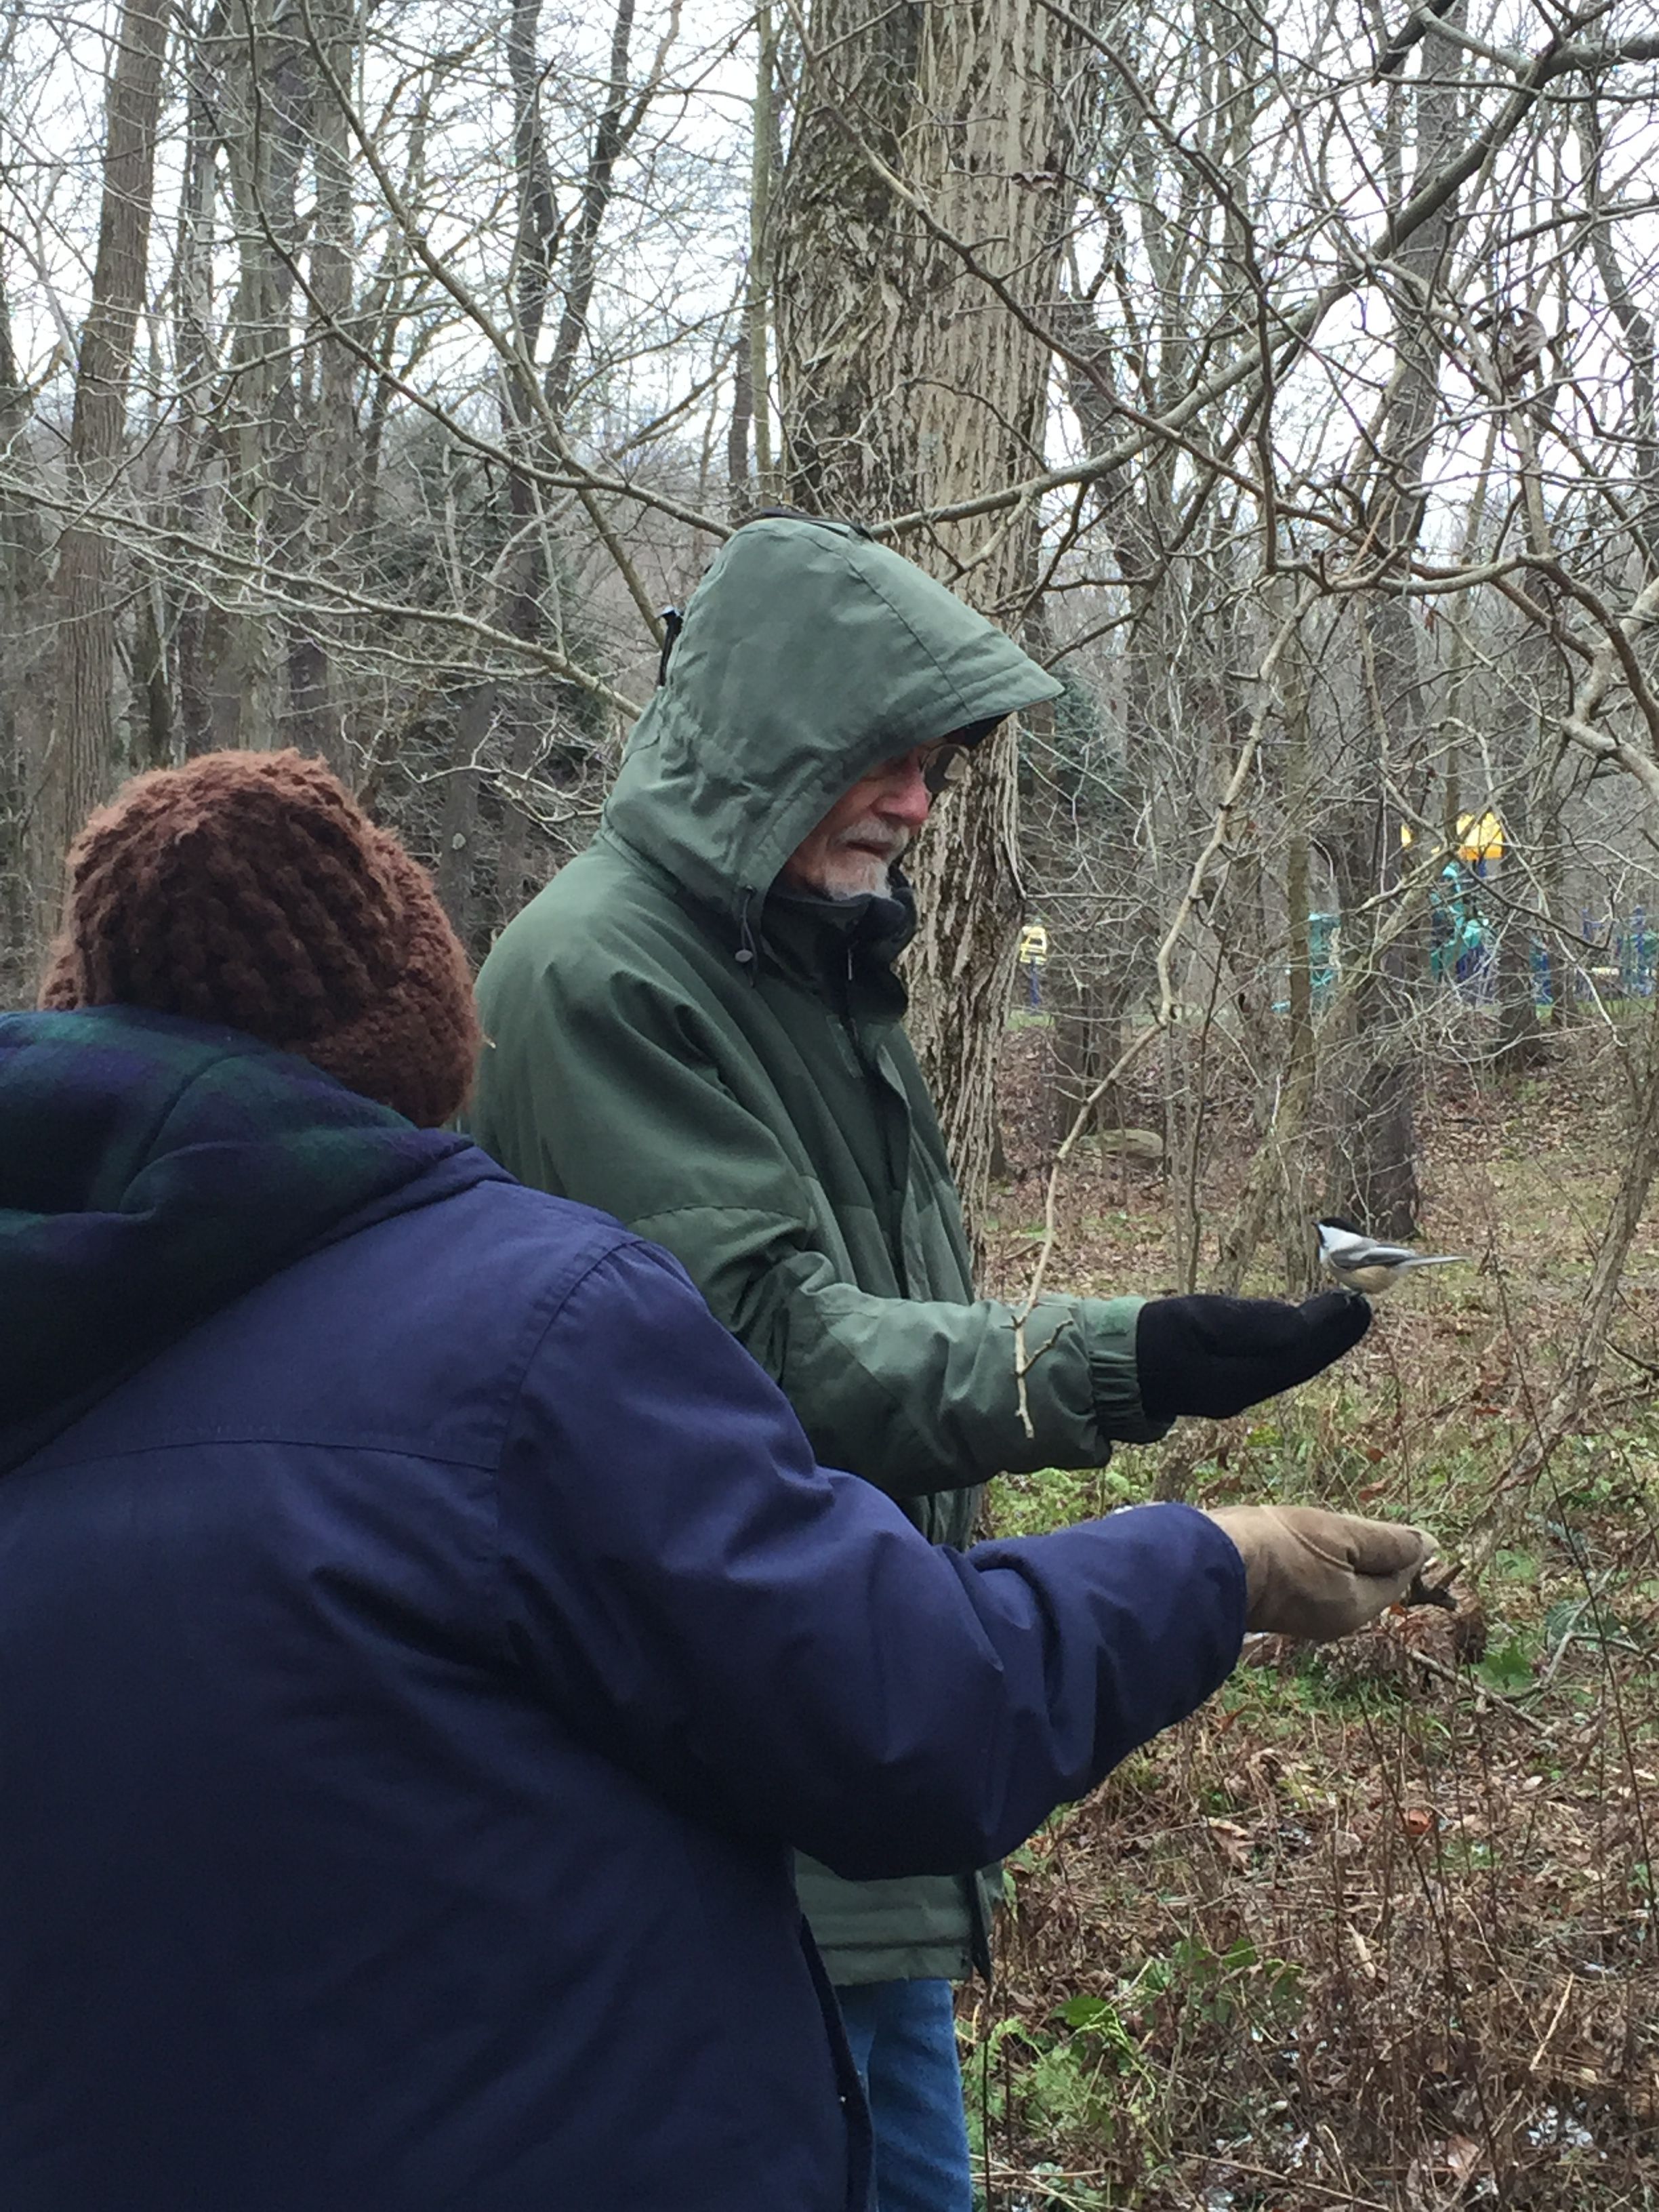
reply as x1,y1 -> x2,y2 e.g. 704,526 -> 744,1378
835,1978 -> 975,2212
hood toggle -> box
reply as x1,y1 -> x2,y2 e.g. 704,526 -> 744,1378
655,606 -> 684,688
734,890 -> 758,978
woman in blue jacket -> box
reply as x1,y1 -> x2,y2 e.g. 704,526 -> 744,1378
0,750 -> 1429,2212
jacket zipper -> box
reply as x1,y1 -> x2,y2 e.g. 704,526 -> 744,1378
836,948 -> 912,1276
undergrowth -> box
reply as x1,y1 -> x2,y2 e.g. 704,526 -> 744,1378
970,1027 -> 1659,2209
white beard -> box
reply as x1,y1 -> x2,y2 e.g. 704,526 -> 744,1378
815,848 -> 895,900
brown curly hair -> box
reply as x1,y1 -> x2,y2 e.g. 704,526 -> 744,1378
39,750 -> 480,1128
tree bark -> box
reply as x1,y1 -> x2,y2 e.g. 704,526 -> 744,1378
169,0 -> 226,760
24,0 -> 170,954
1323,7 -> 1469,1236
289,0 -> 357,773
543,0 -> 636,425
203,0 -> 308,753
1216,609 -> 1318,1292
777,0 -> 1071,1243
729,13 -> 779,520
0,264 -> 45,1002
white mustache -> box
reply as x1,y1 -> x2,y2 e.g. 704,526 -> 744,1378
830,825 -> 908,859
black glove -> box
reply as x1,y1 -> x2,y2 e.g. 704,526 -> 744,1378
1134,1290 -> 1370,1422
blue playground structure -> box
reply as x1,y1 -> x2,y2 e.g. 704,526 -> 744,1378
1585,905 -> 1657,998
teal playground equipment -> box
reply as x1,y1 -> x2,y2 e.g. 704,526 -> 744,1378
1310,911 -> 1338,1003
1272,914 -> 1338,1013
1418,869 -> 1656,1006
1288,882 -> 1656,1010
1431,864 -> 1495,990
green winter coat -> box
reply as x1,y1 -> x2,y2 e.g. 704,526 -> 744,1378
470,515 -> 1171,1986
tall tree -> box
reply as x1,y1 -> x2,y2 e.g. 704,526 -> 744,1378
1322,5 -> 1472,1235
0,262 -> 45,1001
777,0 -> 1073,1230
290,0 -> 359,773
24,0 -> 171,954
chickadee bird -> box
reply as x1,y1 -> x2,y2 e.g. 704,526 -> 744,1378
1316,1216 -> 1467,1298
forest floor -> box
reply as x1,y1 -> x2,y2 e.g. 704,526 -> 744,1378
964,1017 -> 1659,2211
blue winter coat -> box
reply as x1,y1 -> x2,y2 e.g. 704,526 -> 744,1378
0,1007 -> 1244,2211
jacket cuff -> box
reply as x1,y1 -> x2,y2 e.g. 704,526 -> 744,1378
1084,1295 -> 1173,1443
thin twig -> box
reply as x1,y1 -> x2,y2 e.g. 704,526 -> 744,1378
1008,588 -> 1317,1435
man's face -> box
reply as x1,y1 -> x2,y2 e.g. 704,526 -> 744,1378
781,741 -> 963,900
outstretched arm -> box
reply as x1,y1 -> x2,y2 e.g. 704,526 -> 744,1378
496,1235 -> 1243,1879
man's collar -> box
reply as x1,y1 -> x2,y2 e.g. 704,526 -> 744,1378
762,875 -> 917,975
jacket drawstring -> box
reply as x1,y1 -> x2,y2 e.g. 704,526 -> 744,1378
655,607 -> 684,688
734,891 -> 759,981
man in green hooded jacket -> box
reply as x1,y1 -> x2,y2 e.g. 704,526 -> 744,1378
470,515 -> 1369,2209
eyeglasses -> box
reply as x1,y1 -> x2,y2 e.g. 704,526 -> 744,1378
858,741 -> 972,798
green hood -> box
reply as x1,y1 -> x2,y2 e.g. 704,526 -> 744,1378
602,516 -> 1062,928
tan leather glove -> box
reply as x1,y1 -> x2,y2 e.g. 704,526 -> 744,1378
1204,1505 -> 1435,1641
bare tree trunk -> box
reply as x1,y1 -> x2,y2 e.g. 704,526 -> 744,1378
726,336 -> 752,519
727,10 -> 777,518
777,0 -> 1071,1244
1323,8 -> 1469,1235
169,0 -> 226,761
1216,611 -> 1318,1291
899,3 -> 1070,1240
24,0 -> 170,954
1325,601 -> 1426,1237
1493,387 -> 1566,1065
434,687 -> 495,942
543,0 -> 636,426
205,0 -> 308,752
471,0 -> 648,930
774,0 -> 918,519
482,0 -> 554,925
0,264 -> 45,1002
289,0 -> 357,773
1039,299 -> 1171,1171
1578,98 -> 1658,572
